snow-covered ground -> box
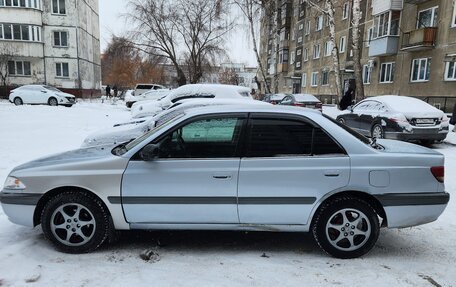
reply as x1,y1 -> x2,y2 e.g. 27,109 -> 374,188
0,102 -> 455,287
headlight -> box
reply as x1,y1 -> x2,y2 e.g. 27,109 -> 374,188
4,176 -> 26,190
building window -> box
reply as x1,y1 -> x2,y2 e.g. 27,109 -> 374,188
296,61 -> 301,69
452,4 -> 456,27
339,36 -> 346,53
299,23 -> 304,30
53,31 -> 68,47
305,20 -> 310,35
279,49 -> 289,63
311,72 -> 318,87
0,23 -> 40,41
297,48 -> 302,56
297,36 -> 303,43
417,6 -> 438,28
324,41 -> 332,57
411,58 -> 431,82
8,60 -> 31,76
304,47 -> 309,61
342,2 -> 349,20
0,0 -> 40,8
380,62 -> 395,83
301,73 -> 307,87
321,70 -> 329,86
316,15 -> 323,31
363,64 -> 371,84
290,51 -> 295,65
56,62 -> 69,77
445,61 -> 456,81
52,0 -> 65,14
373,11 -> 400,38
366,27 -> 374,47
313,43 -> 320,59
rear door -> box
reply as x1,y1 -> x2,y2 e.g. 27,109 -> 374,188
237,114 -> 350,225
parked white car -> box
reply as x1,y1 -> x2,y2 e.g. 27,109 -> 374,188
82,98 -> 270,148
131,84 -> 252,118
134,83 -> 166,96
9,85 -> 76,107
126,88 -> 170,108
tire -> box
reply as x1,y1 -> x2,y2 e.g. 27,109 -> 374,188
48,97 -> 58,106
13,97 -> 23,106
371,124 -> 384,139
337,118 -> 346,125
41,191 -> 110,253
312,196 -> 380,259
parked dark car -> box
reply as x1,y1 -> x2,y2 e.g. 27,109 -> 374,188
263,93 -> 287,105
279,94 -> 322,111
336,96 -> 449,143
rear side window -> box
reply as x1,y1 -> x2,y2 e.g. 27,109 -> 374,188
247,117 -> 345,157
247,118 -> 313,157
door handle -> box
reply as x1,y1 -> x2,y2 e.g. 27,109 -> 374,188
212,175 -> 232,180
324,170 -> 340,177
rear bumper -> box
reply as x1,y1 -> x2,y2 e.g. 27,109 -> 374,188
375,192 -> 449,228
386,130 -> 448,141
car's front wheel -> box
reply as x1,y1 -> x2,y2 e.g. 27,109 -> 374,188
48,97 -> 58,106
41,191 -> 110,253
13,97 -> 23,106
312,196 -> 380,259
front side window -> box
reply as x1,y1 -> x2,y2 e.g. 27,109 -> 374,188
246,118 -> 344,157
417,6 -> 438,28
53,31 -> 68,47
55,62 -> 69,77
158,117 -> 244,158
380,62 -> 395,83
52,0 -> 65,14
411,58 -> 431,82
445,61 -> 456,81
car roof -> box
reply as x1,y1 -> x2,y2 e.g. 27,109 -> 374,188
293,94 -> 320,102
182,103 -> 321,118
362,95 -> 441,113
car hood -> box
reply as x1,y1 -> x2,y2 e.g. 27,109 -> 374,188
81,123 -> 149,148
377,139 -> 442,155
12,145 -> 117,172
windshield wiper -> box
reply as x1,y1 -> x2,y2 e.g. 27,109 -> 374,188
369,137 -> 384,150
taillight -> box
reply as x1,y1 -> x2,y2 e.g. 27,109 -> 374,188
294,102 -> 305,107
431,166 -> 444,183
316,103 -> 322,108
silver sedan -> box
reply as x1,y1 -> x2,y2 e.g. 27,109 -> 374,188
0,105 -> 449,258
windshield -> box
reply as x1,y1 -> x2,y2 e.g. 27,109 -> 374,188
323,114 -> 371,145
112,111 -> 185,156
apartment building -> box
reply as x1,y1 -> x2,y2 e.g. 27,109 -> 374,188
260,0 -> 456,109
0,0 -> 101,97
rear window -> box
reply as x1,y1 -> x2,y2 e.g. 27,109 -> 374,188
136,85 -> 154,89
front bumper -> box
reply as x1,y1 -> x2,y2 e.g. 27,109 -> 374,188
375,192 -> 450,228
0,192 -> 42,227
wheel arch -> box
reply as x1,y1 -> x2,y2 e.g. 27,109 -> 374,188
310,190 -> 387,228
33,186 -> 112,227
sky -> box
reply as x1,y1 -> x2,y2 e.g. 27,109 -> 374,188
98,0 -> 258,67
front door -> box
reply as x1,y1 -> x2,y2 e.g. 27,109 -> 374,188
238,115 -> 350,225
122,114 -> 246,224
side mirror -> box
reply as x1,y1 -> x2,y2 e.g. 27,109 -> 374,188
139,144 -> 160,161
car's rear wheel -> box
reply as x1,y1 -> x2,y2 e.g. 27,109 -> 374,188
13,97 -> 23,106
371,124 -> 384,139
48,97 -> 58,106
41,191 -> 110,253
312,196 -> 380,259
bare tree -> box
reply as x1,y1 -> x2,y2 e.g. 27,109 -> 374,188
305,0 -> 343,102
233,0 -> 272,94
219,68 -> 239,85
351,0 -> 365,101
126,0 -> 234,86
0,43 -> 16,98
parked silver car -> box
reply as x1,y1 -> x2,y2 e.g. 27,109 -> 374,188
0,105 -> 449,258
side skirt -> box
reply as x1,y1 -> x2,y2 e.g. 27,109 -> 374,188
129,223 -> 310,232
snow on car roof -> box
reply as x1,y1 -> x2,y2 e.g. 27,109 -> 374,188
369,95 -> 442,115
293,94 -> 320,102
169,84 -> 251,99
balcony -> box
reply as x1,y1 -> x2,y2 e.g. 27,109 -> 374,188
403,0 -> 431,4
401,27 -> 438,51
368,36 -> 399,57
278,40 -> 289,49
372,0 -> 403,15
